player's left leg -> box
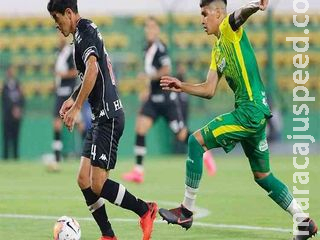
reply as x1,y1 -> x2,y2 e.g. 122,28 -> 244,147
164,97 -> 216,176
242,125 -> 318,239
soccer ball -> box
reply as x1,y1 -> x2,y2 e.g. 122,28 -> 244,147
53,216 -> 81,240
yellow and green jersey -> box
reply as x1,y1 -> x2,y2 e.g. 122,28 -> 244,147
210,14 -> 271,117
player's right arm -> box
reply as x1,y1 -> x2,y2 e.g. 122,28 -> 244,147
230,0 -> 268,30
161,40 -> 220,99
160,69 -> 219,99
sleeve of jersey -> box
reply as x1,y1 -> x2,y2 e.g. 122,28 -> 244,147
209,48 -> 217,71
220,14 -> 243,42
158,46 -> 171,68
79,32 -> 100,64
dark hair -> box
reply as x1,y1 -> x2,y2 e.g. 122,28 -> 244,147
145,16 -> 160,26
200,0 -> 227,7
47,0 -> 78,14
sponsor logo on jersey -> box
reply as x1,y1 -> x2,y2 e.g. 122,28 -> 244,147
218,57 -> 226,73
99,110 -> 106,117
113,100 -> 123,111
99,154 -> 107,161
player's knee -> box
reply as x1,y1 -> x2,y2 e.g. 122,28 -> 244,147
135,122 -> 148,135
253,171 -> 270,180
188,134 -> 202,149
91,181 -> 103,196
77,173 -> 90,189
53,119 -> 62,130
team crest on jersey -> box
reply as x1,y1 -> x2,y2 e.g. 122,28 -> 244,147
259,139 -> 268,151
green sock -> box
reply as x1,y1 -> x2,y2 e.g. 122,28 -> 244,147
255,173 -> 293,210
185,134 -> 205,189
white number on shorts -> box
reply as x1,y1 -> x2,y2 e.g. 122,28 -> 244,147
91,144 -> 97,160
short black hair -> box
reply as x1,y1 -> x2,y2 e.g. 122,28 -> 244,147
47,0 -> 78,14
200,0 -> 227,8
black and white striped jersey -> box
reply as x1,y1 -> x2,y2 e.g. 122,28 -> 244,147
144,39 -> 171,94
55,44 -> 77,97
73,18 -> 123,121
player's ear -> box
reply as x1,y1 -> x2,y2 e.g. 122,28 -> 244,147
65,8 -> 73,20
215,8 -> 221,20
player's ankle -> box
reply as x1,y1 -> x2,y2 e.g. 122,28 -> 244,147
181,204 -> 193,217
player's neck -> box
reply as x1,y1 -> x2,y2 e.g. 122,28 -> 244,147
214,17 -> 225,38
71,14 -> 82,35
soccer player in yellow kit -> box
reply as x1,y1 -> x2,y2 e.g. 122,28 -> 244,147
158,0 -> 318,239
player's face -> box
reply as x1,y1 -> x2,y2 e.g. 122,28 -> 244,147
201,6 -> 220,36
145,19 -> 160,42
51,10 -> 72,37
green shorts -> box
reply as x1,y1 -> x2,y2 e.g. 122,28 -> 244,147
200,104 -> 270,173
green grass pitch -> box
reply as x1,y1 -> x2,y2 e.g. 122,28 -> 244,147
0,154 -> 319,239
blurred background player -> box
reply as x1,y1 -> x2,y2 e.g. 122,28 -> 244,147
122,17 -> 216,184
1,65 -> 25,160
50,33 -> 85,170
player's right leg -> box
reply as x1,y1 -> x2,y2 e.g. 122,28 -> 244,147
159,112 -> 249,229
122,99 -> 157,183
90,115 -> 157,240
159,131 -> 206,229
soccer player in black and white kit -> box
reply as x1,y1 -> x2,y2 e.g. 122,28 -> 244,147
50,33 -> 83,170
122,17 -> 216,183
47,1 -> 158,240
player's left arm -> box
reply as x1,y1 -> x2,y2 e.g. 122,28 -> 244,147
230,0 -> 268,30
73,55 -> 97,110
63,55 -> 98,131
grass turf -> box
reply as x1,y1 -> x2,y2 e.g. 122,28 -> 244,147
0,154 -> 319,239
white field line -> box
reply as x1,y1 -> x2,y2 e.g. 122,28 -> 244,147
0,213 -> 291,233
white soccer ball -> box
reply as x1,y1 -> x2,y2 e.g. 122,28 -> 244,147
53,216 -> 81,240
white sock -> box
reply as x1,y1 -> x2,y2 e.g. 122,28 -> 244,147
286,199 -> 309,223
182,185 -> 198,212
134,164 -> 144,173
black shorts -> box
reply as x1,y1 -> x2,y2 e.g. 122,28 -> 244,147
54,96 -> 69,117
82,112 -> 125,170
140,92 -> 185,134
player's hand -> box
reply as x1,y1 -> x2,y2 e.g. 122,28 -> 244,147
259,0 -> 268,11
160,76 -> 182,93
63,106 -> 80,132
59,98 -> 74,119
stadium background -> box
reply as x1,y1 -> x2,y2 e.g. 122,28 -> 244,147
0,1 -> 320,240
0,0 -> 319,159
